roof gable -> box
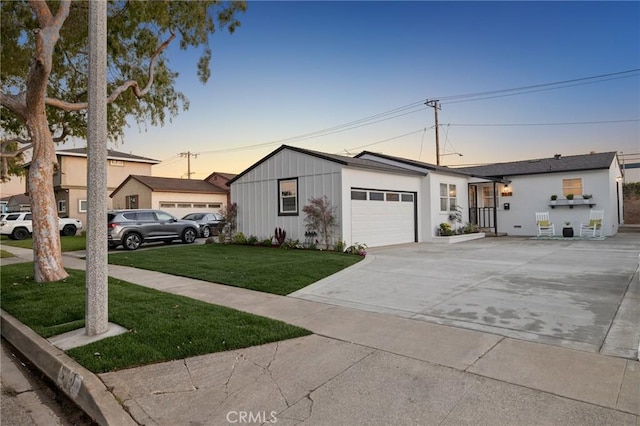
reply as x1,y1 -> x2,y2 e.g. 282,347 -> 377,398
356,151 -> 474,177
110,175 -> 228,198
228,145 -> 425,185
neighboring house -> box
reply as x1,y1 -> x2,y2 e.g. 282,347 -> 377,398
3,193 -> 31,213
204,171 -> 237,206
230,144 -> 454,248
24,148 -> 160,224
110,175 -> 229,218
230,146 -> 623,248
621,161 -> 640,183
455,152 -> 623,237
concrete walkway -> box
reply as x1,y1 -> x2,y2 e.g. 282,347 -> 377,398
1,245 -> 639,425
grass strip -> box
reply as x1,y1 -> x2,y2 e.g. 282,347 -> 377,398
108,244 -> 362,295
1,235 -> 86,252
1,263 -> 310,373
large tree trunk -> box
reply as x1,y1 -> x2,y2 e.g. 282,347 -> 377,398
27,116 -> 68,282
23,2 -> 70,282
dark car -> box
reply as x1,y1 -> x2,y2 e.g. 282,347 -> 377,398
181,212 -> 223,238
107,209 -> 199,250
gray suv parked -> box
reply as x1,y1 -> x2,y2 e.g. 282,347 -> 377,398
107,209 -> 199,250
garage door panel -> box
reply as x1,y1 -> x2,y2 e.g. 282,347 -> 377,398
351,194 -> 415,247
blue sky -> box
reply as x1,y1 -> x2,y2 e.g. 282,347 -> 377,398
93,1 -> 640,178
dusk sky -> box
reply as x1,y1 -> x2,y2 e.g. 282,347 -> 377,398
67,1 -> 640,179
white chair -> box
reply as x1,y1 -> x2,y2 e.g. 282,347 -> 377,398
579,210 -> 604,237
536,211 -> 555,236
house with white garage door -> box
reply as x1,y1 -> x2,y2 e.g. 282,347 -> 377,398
229,145 -> 478,248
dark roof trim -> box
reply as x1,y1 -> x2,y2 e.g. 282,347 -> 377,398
56,148 -> 160,164
356,151 -> 507,183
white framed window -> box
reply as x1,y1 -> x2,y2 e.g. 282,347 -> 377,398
278,178 -> 298,215
562,178 -> 583,197
58,199 -> 66,213
440,183 -> 457,211
160,202 -> 176,208
78,199 -> 88,212
109,160 -> 124,167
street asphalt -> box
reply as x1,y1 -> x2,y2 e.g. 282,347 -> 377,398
1,235 -> 638,425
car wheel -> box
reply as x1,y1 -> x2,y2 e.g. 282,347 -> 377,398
181,228 -> 197,244
61,224 -> 77,236
123,232 -> 142,250
12,228 -> 30,240
202,226 -> 211,238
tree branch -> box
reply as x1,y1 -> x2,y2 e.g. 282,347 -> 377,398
0,92 -> 28,120
44,30 -> 177,111
52,125 -> 67,143
28,0 -> 54,27
0,144 -> 33,158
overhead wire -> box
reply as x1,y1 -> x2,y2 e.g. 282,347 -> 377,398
172,68 -> 640,157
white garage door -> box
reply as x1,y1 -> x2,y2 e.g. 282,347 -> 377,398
351,189 -> 416,247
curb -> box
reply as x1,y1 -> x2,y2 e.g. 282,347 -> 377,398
1,310 -> 137,426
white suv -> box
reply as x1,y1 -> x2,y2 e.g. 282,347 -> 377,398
0,212 -> 83,240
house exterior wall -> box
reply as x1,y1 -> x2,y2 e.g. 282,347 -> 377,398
110,179 -> 153,210
52,155 -> 155,223
340,167 -> 422,246
150,192 -> 227,218
492,167 -> 619,236
231,149 -> 342,243
426,173 -> 470,239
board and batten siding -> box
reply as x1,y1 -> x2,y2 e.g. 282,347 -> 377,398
231,149 -> 342,243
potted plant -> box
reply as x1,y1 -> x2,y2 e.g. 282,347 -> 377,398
562,221 -> 574,238
566,193 -> 574,206
582,194 -> 592,204
550,194 -> 558,206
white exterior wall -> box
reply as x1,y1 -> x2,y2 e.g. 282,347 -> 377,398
427,173 -> 470,240
494,167 -> 619,236
231,150 -> 342,242
341,167 -> 422,246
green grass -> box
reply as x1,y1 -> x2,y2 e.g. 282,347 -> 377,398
1,235 -> 86,252
108,244 -> 363,295
0,249 -> 15,258
1,263 -> 310,373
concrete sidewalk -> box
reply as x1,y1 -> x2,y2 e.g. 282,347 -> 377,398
1,246 -> 639,425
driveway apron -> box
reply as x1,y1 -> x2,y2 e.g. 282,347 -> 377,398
292,235 -> 640,357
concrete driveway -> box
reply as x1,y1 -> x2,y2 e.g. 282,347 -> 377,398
292,234 -> 640,359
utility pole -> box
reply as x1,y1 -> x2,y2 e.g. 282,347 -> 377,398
425,100 -> 441,165
179,151 -> 198,179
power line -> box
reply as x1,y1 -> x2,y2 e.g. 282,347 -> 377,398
446,119 -> 639,127
162,68 -> 640,158
436,68 -> 639,103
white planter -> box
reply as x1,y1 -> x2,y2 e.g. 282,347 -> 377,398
431,232 -> 486,244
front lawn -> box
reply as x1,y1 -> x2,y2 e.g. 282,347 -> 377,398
1,263 -> 310,373
0,249 -> 15,258
1,235 -> 86,252
108,244 -> 363,295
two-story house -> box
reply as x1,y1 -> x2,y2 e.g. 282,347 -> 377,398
26,148 -> 160,223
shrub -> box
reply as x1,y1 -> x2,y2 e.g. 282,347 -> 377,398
439,222 -> 453,236
261,238 -> 273,247
462,223 -> 479,234
303,196 -> 338,250
247,235 -> 259,245
280,239 -> 302,250
345,243 -> 367,256
274,227 -> 287,246
231,232 -> 246,245
333,240 -> 346,253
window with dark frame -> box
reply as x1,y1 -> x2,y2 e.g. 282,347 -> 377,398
351,190 -> 367,200
126,194 -> 138,209
370,192 -> 384,201
278,178 -> 298,215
